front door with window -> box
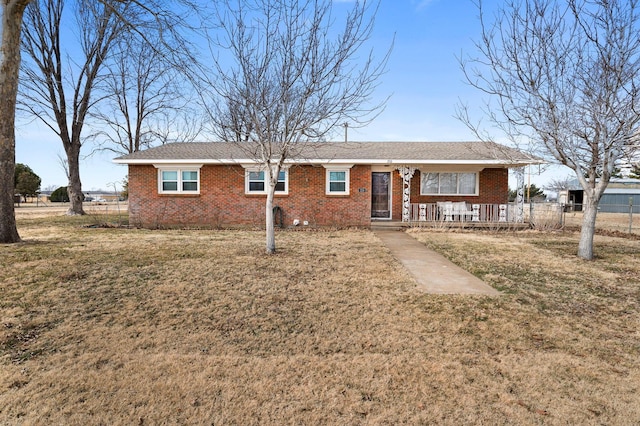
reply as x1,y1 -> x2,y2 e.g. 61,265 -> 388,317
371,172 -> 391,219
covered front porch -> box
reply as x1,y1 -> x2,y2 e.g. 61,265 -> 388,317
389,165 -> 530,227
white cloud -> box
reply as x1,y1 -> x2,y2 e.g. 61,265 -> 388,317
413,0 -> 437,11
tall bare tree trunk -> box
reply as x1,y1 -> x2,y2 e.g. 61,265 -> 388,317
578,196 -> 599,260
265,183 -> 276,254
0,1 -> 31,243
65,138 -> 84,215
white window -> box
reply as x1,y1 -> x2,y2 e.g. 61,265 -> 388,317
420,172 -> 478,195
245,168 -> 288,194
158,167 -> 200,194
324,165 -> 352,195
326,169 -> 350,195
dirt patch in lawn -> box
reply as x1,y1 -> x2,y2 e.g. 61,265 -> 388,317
1,217 -> 639,424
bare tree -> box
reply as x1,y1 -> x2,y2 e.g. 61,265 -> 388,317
459,0 -> 640,259
90,34 -> 202,155
19,0 -> 200,215
545,176 -> 575,194
0,0 -> 198,243
0,0 -> 32,243
56,152 -> 69,180
202,0 -> 390,254
20,0 -> 128,215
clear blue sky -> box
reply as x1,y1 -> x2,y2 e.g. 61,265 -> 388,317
15,0 -> 568,193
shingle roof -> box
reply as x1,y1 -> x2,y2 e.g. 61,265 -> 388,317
114,141 -> 542,166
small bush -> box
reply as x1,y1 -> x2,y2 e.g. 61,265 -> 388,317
50,186 -> 69,202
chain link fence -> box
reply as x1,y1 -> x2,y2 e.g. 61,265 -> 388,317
529,201 -> 640,234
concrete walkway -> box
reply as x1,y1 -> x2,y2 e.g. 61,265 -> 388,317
374,230 -> 500,295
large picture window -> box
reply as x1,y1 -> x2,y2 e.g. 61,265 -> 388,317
245,168 -> 288,194
420,172 -> 477,195
158,167 -> 200,194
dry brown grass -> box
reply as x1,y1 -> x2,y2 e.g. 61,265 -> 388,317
564,210 -> 640,235
1,214 -> 639,424
14,203 -> 128,220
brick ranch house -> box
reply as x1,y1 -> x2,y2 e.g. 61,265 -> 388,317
114,141 -> 541,228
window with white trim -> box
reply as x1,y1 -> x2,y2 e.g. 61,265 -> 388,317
245,168 -> 288,194
326,169 -> 350,195
158,168 -> 200,194
420,172 -> 478,195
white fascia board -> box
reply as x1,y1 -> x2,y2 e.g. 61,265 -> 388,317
322,163 -> 354,169
153,163 -> 204,169
240,163 -> 292,170
295,159 -> 544,167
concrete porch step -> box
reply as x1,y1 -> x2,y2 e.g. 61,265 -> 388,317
370,221 -> 408,231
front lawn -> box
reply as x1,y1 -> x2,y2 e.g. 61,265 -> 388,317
1,216 -> 639,424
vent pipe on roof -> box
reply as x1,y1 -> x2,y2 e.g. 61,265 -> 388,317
344,122 -> 348,143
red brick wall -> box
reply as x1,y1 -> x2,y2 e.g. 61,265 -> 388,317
409,168 -> 509,204
128,165 -> 509,227
128,164 -> 372,228
392,171 -> 403,221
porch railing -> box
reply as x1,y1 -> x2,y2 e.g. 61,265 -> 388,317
408,202 -> 524,223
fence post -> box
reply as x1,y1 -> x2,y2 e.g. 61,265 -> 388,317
529,202 -> 534,226
630,197 -> 634,234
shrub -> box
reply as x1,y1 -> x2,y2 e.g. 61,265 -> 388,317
50,186 -> 69,202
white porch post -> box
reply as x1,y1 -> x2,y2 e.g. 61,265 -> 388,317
515,167 -> 525,223
397,166 -> 416,222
